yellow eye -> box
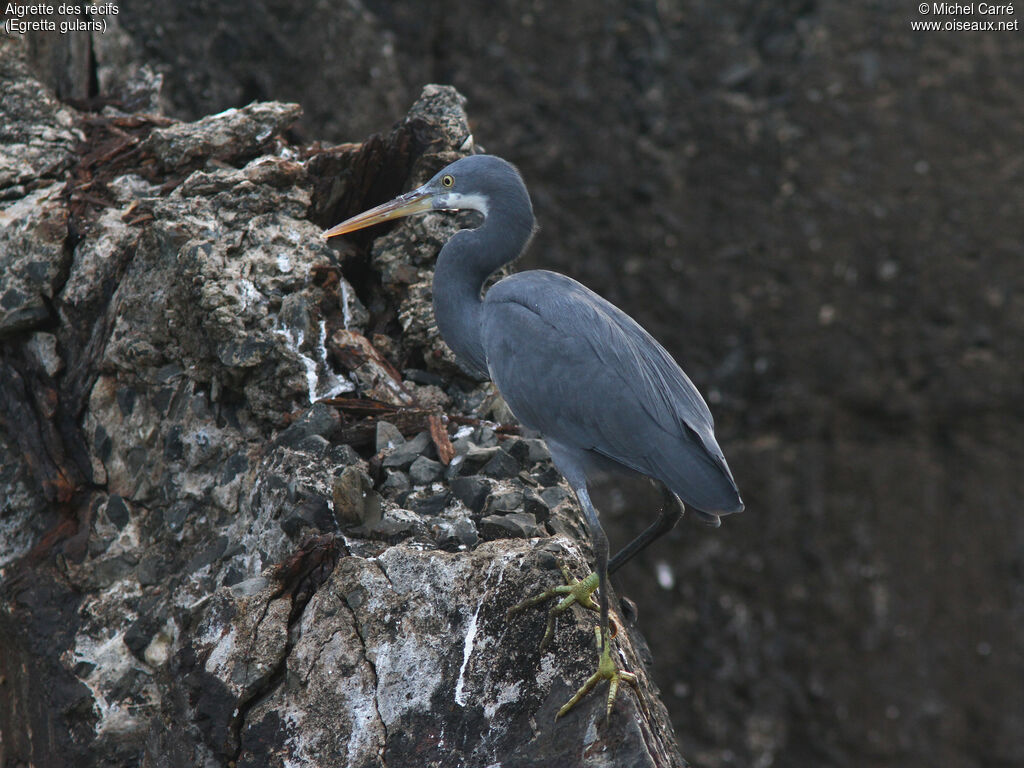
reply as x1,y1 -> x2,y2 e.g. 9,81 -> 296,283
441,174 -> 455,188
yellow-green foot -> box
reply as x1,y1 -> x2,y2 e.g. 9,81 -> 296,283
508,563 -> 599,649
557,626 -> 639,719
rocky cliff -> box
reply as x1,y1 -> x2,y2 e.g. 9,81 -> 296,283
0,38 -> 683,767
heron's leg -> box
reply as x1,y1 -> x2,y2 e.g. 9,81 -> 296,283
575,486 -> 611,654
608,484 -> 683,575
508,481 -> 638,718
508,485 -> 610,649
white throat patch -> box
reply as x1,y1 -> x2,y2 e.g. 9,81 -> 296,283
442,192 -> 490,217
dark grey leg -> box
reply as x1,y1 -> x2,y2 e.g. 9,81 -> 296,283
575,485 -> 609,651
608,484 -> 683,576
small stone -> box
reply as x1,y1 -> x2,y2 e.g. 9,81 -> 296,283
524,438 -> 550,464
473,426 -> 499,448
295,434 -> 330,456
382,431 -> 434,470
411,493 -> 448,516
26,331 -> 62,376
535,467 -> 563,487
481,448 -> 519,479
329,443 -> 362,466
540,486 -> 572,509
375,420 -> 405,453
123,614 -> 162,661
428,516 -> 479,549
105,494 -> 130,529
275,403 -> 340,448
465,443 -> 500,462
450,475 -> 491,513
504,438 -> 530,466
523,488 -> 551,522
379,469 -> 411,498
289,496 -> 335,533
136,554 -> 169,586
404,381 -> 451,409
143,626 -> 174,667
443,454 -> 467,480
90,554 -> 137,588
478,512 -> 542,540
162,501 -> 190,532
332,466 -> 382,526
381,447 -> 419,471
365,508 -> 428,539
485,491 -> 523,515
404,431 -> 434,455
409,456 -> 444,485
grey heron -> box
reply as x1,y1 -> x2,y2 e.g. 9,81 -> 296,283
322,154 -> 743,718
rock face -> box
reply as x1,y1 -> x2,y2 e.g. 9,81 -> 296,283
0,38 -> 683,768
9,6 -> 1024,766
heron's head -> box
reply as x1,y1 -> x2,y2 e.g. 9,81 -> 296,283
322,155 -> 530,239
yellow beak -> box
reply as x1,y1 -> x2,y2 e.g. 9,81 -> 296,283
321,188 -> 434,239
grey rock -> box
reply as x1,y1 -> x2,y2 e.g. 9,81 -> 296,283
282,496 -> 336,537
0,182 -> 69,337
410,492 -> 449,516
332,466 -> 382,527
327,443 -> 362,467
404,430 -> 434,455
0,38 -> 82,196
540,486 -> 573,509
450,475 -> 491,513
443,452 -> 468,480
486,490 -> 525,515
364,507 -> 429,540
26,331 -> 63,376
427,516 -> 480,549
378,468 -> 411,498
478,512 -> 545,540
104,494 -> 130,529
522,438 -> 551,463
140,101 -> 302,170
135,554 -> 170,587
0,64 -> 683,768
408,455 -> 444,485
464,442 -> 501,462
294,434 -> 330,456
474,425 -> 499,447
523,487 -> 552,523
275,403 -> 341,448
375,419 -> 405,453
381,430 -> 433,470
381,446 -> 419,471
481,447 -> 520,479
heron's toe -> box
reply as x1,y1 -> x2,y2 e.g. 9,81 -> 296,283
556,625 -> 638,720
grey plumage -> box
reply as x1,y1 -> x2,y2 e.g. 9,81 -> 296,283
323,153 -> 742,716
483,269 -> 741,516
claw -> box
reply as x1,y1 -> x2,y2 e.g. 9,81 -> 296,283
508,564 -> 599,649
556,626 -> 638,719
510,562 -> 637,719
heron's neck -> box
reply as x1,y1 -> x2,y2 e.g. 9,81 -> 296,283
432,206 -> 533,376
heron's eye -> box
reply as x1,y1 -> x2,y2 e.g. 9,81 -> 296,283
441,174 -> 455,188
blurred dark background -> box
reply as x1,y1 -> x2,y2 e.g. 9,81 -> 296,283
28,2 -> 1024,765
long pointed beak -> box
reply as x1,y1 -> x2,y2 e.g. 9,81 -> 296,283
321,187 -> 434,239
